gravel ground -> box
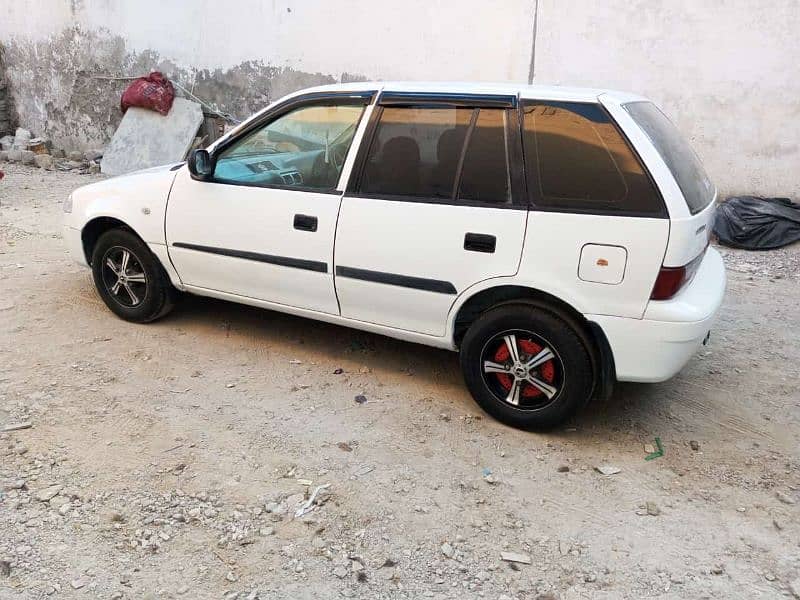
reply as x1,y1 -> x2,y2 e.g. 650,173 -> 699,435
1,162 -> 799,600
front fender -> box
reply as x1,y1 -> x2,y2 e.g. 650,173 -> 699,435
66,163 -> 182,245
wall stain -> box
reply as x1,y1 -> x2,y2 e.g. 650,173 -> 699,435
3,27 -> 365,151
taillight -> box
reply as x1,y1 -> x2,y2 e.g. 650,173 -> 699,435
650,249 -> 706,300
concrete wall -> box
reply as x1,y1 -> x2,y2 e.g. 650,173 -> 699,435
0,0 -> 797,197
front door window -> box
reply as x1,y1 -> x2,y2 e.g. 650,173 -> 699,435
214,104 -> 365,191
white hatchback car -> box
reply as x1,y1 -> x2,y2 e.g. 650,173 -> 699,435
64,82 -> 726,429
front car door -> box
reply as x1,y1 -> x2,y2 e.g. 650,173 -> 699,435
166,91 -> 373,314
333,92 -> 529,336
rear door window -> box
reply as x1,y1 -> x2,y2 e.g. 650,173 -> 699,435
522,101 -> 664,216
624,101 -> 714,215
357,106 -> 513,205
458,108 -> 511,204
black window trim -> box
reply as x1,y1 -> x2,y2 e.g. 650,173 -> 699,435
345,95 -> 529,211
204,90 -> 377,195
378,91 -> 517,109
519,98 -> 668,219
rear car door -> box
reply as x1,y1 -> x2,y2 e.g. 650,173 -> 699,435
333,92 -> 528,336
518,99 -> 671,318
166,92 -> 372,314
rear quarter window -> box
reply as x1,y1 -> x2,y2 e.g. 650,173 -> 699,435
522,101 -> 665,216
624,101 -> 715,215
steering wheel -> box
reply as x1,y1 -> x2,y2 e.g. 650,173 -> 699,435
310,143 -> 347,187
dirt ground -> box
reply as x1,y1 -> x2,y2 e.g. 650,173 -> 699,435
1,162 -> 798,600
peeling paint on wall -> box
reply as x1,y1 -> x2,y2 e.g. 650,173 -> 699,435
2,28 -> 361,151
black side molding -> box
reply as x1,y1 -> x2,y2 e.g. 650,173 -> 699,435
335,266 -> 457,295
171,242 -> 327,273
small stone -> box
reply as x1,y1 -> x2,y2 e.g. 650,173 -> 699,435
71,577 -> 88,589
584,572 -> 597,583
670,573 -> 685,584
736,506 -> 746,513
88,163 -> 101,174
0,560 -> 10,577
354,394 -> 368,404
111,593 -> 123,600
557,465 -> 569,473
225,571 -> 238,582
333,566 -> 348,578
84,149 -> 103,162
643,443 -> 655,454
58,502 -> 72,516
177,586 -> 190,595
595,464 -> 621,476
646,501 -> 661,516
67,150 -> 84,162
15,444 -> 28,455
773,518 -> 784,531
441,543 -> 455,558
764,572 -> 776,582
259,527 -> 275,536
689,440 -> 700,451
108,511 -> 125,523
35,484 -> 62,502
776,491 -> 795,505
337,441 -> 353,452
710,564 -> 725,575
500,551 -> 532,565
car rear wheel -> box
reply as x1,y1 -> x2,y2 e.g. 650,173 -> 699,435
91,229 -> 176,323
460,302 -> 594,430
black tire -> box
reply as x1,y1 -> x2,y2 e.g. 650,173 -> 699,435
91,228 -> 176,323
460,302 -> 595,430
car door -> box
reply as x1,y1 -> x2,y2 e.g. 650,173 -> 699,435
165,92 -> 372,315
333,93 -> 529,336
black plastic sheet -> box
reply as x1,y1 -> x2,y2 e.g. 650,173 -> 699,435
713,196 -> 800,250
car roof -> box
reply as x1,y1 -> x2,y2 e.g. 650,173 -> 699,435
291,81 -> 647,104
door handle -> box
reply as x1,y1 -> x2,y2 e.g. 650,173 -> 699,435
294,214 -> 318,232
464,232 -> 496,253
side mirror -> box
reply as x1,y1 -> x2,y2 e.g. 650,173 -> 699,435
187,149 -> 214,179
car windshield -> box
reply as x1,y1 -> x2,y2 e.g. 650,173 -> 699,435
624,101 -> 715,215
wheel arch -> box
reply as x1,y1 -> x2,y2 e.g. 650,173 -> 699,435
81,216 -> 139,266
450,284 -> 615,400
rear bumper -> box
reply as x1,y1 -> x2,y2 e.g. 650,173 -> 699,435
588,247 -> 726,383
64,225 -> 88,267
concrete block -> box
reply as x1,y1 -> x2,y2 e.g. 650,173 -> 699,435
0,135 -> 13,151
102,98 -> 203,177
0,150 -> 8,162
67,150 -> 85,162
33,154 -> 54,170
8,149 -> 36,164
12,128 -> 32,150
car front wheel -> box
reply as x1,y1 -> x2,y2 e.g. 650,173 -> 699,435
460,303 -> 595,430
91,228 -> 176,323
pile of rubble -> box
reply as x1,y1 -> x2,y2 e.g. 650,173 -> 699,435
0,127 -> 102,174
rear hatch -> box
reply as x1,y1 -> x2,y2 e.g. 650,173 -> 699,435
623,101 -> 716,267
622,101 -> 717,299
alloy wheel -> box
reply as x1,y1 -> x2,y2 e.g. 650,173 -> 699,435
101,246 -> 148,308
480,330 -> 564,410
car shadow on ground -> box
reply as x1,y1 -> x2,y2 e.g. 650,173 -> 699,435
162,294 -> 664,433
